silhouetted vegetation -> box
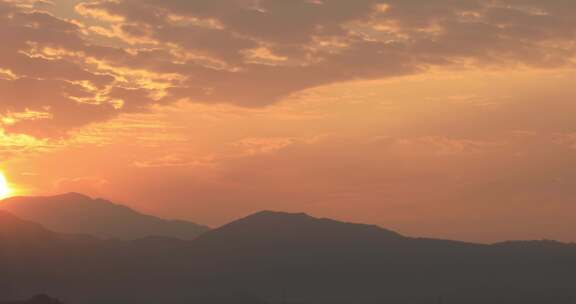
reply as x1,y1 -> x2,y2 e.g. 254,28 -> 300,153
0,295 -> 62,304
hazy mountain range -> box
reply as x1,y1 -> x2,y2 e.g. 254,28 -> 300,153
0,193 -> 208,240
1,194 -> 575,304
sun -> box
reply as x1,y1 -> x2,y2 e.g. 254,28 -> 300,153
0,172 -> 12,199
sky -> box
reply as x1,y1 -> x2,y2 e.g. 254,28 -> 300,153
1,0 -> 576,243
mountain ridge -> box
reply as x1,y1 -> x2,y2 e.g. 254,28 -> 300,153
192,209 -> 487,251
0,193 -> 209,240
0,210 -> 56,244
2,201 -> 576,303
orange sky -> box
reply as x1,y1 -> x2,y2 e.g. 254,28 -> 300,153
2,0 -> 576,242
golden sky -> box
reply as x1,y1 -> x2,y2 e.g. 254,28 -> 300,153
1,0 -> 576,242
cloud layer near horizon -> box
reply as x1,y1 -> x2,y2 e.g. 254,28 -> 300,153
1,0 -> 576,136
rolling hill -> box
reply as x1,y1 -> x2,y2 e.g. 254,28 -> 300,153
0,193 -> 209,240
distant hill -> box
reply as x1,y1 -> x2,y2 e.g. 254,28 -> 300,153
194,210 -> 403,248
194,210 -> 475,250
0,193 -> 209,240
493,239 -> 576,249
0,210 -> 56,246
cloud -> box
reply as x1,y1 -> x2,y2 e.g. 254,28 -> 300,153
1,0 -> 576,137
0,130 -> 54,158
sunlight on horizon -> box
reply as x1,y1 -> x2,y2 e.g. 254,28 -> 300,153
0,171 -> 12,199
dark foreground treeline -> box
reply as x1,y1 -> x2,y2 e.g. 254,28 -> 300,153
0,294 -> 271,304
0,295 -> 62,304
2,210 -> 576,304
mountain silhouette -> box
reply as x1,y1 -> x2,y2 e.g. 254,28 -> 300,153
0,211 -> 56,246
194,210 -> 477,251
194,210 -> 403,249
494,239 -> 576,249
1,205 -> 576,304
0,193 -> 208,240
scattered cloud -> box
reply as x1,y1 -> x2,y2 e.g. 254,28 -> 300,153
1,0 -> 576,137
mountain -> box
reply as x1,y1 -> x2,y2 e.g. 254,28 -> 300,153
1,210 -> 576,304
194,210 -> 476,250
493,239 -> 576,249
0,193 -> 209,240
194,210 -> 403,249
0,210 -> 56,246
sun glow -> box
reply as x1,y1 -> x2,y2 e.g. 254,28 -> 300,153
0,172 -> 11,199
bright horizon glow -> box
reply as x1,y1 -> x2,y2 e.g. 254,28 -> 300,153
0,171 -> 12,199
